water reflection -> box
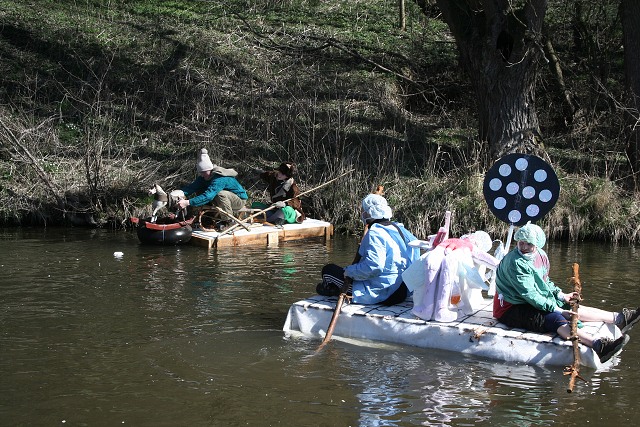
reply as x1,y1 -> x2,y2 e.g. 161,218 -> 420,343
313,343 -> 566,426
1,228 -> 640,426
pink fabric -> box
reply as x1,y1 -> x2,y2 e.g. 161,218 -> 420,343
438,238 -> 474,252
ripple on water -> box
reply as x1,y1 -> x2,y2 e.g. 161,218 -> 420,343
2,229 -> 640,426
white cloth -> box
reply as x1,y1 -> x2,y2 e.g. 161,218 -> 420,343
361,194 -> 392,220
404,246 -> 455,322
403,246 -> 493,322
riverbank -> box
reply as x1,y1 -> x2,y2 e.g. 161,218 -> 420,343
1,1 -> 639,242
2,159 -> 638,244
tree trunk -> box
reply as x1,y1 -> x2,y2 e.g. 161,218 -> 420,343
543,33 -> 577,126
434,0 -> 548,161
621,0 -> 640,183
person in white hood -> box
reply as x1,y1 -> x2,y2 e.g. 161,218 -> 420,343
316,194 -> 420,305
177,148 -> 248,216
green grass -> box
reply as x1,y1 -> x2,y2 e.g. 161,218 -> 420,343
0,0 -> 638,242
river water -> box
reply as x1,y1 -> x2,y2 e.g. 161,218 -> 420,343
1,227 -> 639,426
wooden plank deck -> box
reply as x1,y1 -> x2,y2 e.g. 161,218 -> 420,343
189,218 -> 333,249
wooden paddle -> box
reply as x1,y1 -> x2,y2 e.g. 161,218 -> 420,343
316,185 -> 384,351
217,168 -> 355,237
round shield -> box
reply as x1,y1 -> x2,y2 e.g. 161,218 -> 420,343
483,153 -> 560,225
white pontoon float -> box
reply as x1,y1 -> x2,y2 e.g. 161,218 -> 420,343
283,295 -> 622,369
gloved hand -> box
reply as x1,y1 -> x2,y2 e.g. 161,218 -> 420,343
273,201 -> 286,208
177,198 -> 190,209
341,277 -> 353,295
438,238 -> 474,252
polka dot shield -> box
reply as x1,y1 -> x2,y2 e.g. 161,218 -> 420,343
483,153 -> 560,225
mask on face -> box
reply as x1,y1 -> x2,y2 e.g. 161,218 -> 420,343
518,248 -> 536,260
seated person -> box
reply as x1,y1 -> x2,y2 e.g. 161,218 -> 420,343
316,193 -> 420,305
494,222 -> 640,363
255,162 -> 305,225
177,148 -> 248,224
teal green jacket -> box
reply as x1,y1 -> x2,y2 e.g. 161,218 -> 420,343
495,248 -> 564,313
180,175 -> 248,207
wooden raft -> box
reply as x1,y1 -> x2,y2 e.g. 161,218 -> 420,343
189,218 -> 333,249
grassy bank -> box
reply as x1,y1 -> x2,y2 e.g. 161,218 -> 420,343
1,0 -> 639,242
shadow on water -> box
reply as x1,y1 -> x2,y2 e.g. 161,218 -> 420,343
1,227 -> 639,426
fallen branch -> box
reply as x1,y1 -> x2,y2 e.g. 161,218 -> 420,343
0,115 -> 65,208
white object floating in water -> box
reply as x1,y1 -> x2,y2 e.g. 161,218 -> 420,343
113,251 -> 124,258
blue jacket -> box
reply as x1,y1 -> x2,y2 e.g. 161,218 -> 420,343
345,222 -> 419,304
181,175 -> 248,207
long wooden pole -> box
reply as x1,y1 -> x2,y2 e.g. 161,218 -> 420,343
217,168 -> 354,237
315,228 -> 367,352
315,291 -> 348,352
566,262 -> 585,393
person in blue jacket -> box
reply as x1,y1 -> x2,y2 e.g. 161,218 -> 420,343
177,148 -> 248,216
317,193 -> 420,305
494,223 -> 639,363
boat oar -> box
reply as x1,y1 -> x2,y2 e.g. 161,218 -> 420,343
315,237 -> 363,352
218,168 -> 355,237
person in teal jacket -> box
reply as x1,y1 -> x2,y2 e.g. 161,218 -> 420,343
317,193 -> 420,305
177,148 -> 248,216
494,223 -> 639,363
